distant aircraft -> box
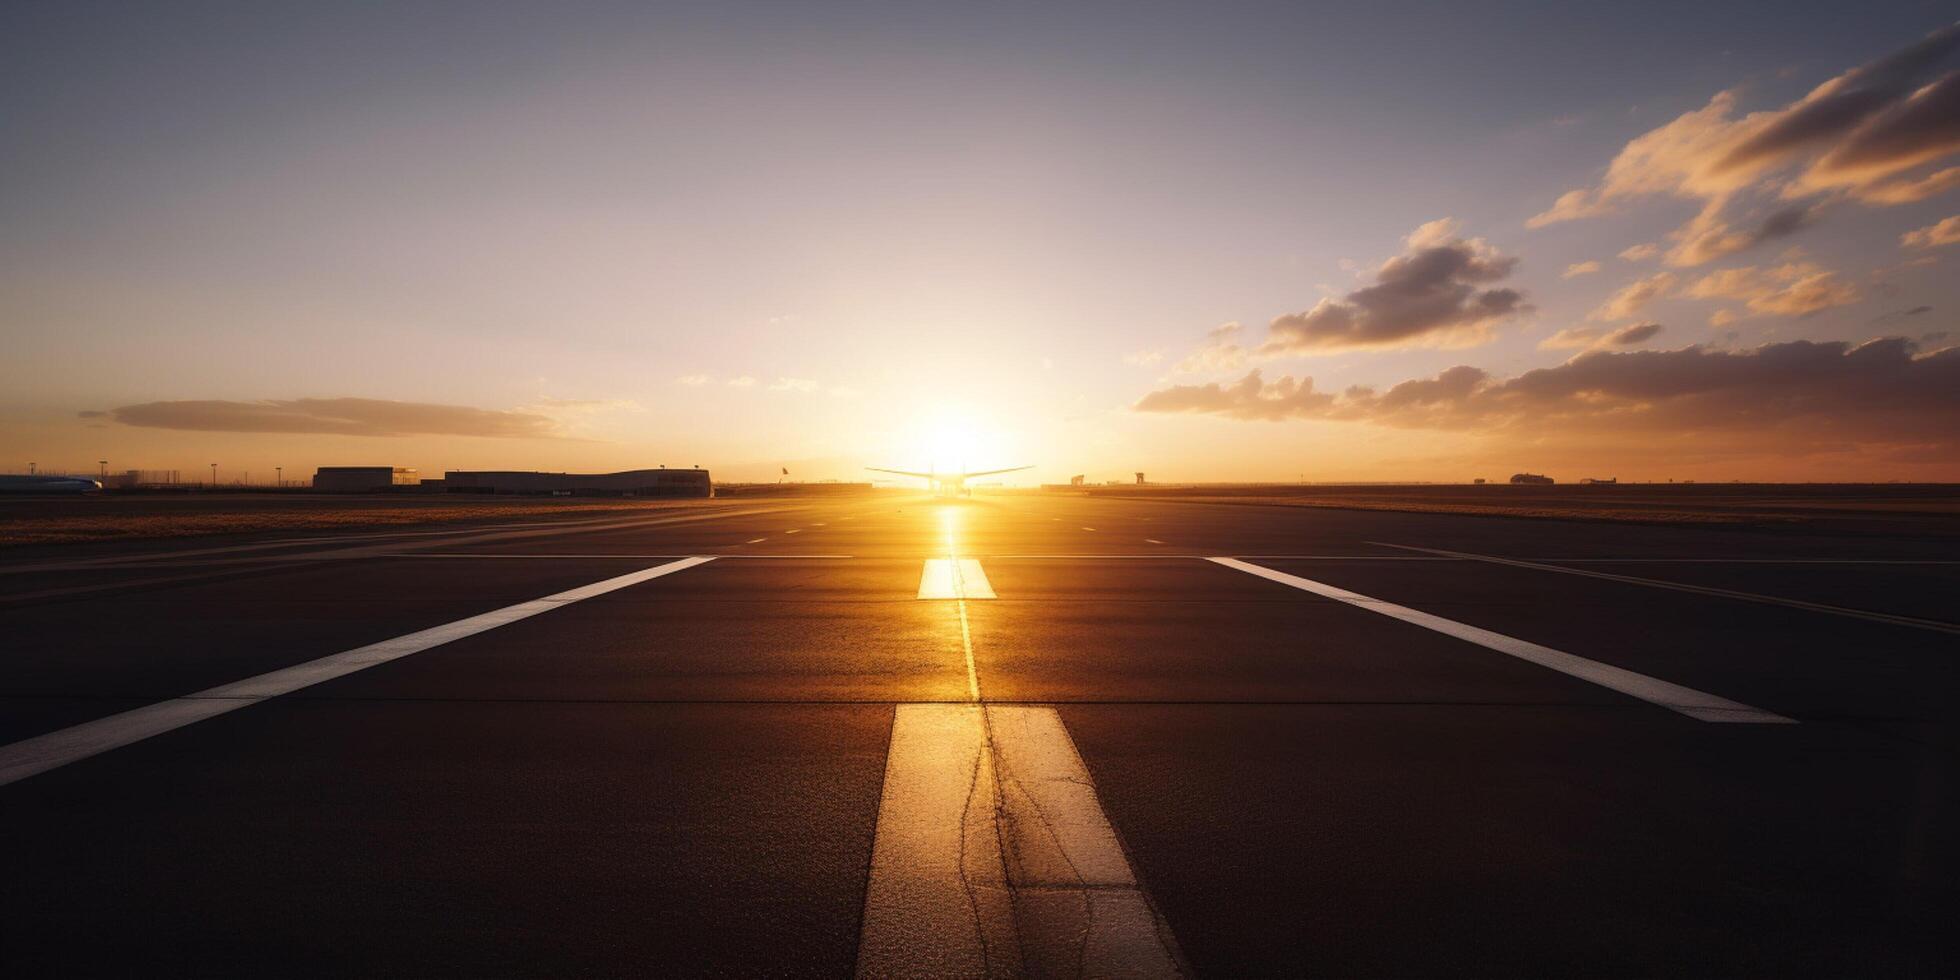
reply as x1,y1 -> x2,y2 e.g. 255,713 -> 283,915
0,475 -> 102,494
866,465 -> 1032,497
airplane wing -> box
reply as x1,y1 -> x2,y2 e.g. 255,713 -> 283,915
960,466 -> 1034,479
866,467 -> 936,479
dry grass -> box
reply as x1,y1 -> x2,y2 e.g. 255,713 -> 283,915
1139,495 -> 1794,525
1079,483 -> 1960,535
0,499 -> 723,547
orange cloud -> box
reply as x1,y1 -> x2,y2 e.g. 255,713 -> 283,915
1589,272 -> 1676,321
1135,337 -> 1959,458
1684,262 -> 1861,317
1901,214 -> 1960,248
1538,321 -> 1664,351
1530,24 -> 1960,266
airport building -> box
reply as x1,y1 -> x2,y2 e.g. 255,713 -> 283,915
1510,472 -> 1554,485
443,468 -> 711,497
313,466 -> 420,492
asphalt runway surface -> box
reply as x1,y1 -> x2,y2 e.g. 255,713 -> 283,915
3,494 -> 1956,976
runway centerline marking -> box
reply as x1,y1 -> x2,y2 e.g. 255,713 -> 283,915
917,559 -> 997,599
1372,543 -> 1960,636
1208,557 -> 1794,724
0,557 -> 716,787
864,516 -> 1180,975
1144,538 -> 1164,544
745,537 -> 767,544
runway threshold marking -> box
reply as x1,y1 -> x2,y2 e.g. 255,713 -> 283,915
1208,557 -> 1794,724
0,557 -> 716,787
1374,543 -> 1960,636
917,559 -> 997,599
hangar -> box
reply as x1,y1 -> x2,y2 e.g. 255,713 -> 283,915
313,467 -> 419,492
443,468 -> 711,497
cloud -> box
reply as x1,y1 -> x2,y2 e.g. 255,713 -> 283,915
1123,349 -> 1166,366
1258,220 -> 1527,354
726,376 -> 757,387
1684,262 -> 1861,317
96,398 -> 564,438
1858,166 -> 1960,204
1618,243 -> 1661,261
1132,369 -> 1334,421
1590,272 -> 1676,320
1902,214 -> 1960,248
1134,338 -> 1960,455
1673,203 -> 1826,266
675,374 -> 711,386
1174,323 -> 1249,374
1539,321 -> 1664,351
1563,261 -> 1602,278
1873,304 -> 1934,324
1710,308 -> 1741,327
1529,25 -> 1960,264
769,377 -> 819,392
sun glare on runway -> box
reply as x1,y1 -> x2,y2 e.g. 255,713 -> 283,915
938,505 -> 962,555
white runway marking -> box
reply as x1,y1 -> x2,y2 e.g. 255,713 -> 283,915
746,537 -> 767,544
1208,557 -> 1794,724
1374,543 -> 1960,636
1144,538 -> 1165,544
917,558 -> 997,599
0,557 -> 716,787
1081,526 -> 1097,531
857,705 -> 1182,978
784,529 -> 802,534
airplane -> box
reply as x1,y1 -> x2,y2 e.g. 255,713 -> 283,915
866,464 -> 1033,497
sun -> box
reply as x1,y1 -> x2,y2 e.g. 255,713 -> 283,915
924,421 -> 979,473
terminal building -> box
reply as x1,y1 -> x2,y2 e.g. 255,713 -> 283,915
443,468 -> 711,497
313,467 -> 420,492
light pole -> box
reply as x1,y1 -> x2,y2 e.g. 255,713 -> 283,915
211,463 -> 218,487
99,459 -> 108,483
276,466 -> 283,488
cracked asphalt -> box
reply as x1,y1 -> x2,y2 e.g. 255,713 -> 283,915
2,492 -> 1956,976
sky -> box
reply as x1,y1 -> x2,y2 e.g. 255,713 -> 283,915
3,0 -> 1957,484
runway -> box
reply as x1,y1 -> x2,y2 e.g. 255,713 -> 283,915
3,493 -> 1956,976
